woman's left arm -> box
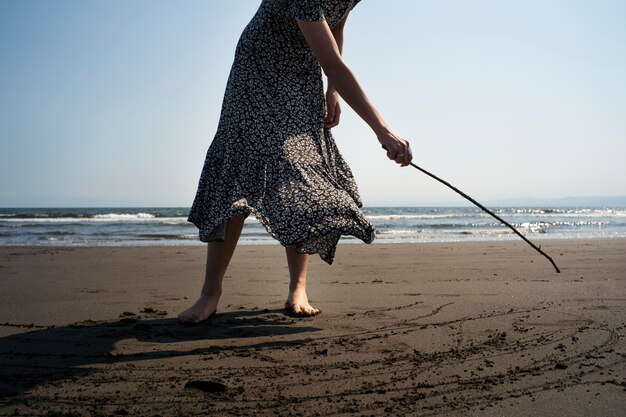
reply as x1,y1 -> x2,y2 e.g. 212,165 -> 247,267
324,15 -> 348,129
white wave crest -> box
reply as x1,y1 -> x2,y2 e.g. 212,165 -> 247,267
0,214 -> 179,223
366,214 -> 467,220
93,213 -> 156,220
377,229 -> 423,235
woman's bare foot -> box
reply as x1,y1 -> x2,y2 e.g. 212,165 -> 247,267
284,246 -> 319,317
178,292 -> 221,324
285,289 -> 320,317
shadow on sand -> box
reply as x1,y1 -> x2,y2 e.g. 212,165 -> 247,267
0,308 -> 320,397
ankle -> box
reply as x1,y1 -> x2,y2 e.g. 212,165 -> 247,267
200,284 -> 222,298
289,273 -> 308,289
288,285 -> 307,296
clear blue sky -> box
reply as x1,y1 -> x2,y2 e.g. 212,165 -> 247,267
1,0 -> 625,207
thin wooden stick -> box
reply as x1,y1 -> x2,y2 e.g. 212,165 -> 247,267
382,146 -> 561,273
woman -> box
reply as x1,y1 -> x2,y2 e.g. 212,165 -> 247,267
179,0 -> 412,323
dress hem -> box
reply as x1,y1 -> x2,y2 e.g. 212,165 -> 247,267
187,199 -> 375,265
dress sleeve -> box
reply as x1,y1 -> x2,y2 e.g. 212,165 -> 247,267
288,0 -> 325,22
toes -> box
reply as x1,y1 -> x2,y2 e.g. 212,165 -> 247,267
178,311 -> 202,324
285,300 -> 320,318
285,302 -> 305,317
297,305 -> 320,317
305,307 -> 320,316
179,314 -> 200,324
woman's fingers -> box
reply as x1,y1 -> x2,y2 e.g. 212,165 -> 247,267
405,142 -> 413,166
391,141 -> 406,162
324,110 -> 333,128
381,133 -> 412,166
324,101 -> 340,128
324,91 -> 341,129
396,141 -> 412,167
331,102 -> 340,126
386,142 -> 400,157
324,104 -> 332,123
402,140 -> 412,166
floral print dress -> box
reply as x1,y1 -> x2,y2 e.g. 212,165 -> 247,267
187,0 -> 375,265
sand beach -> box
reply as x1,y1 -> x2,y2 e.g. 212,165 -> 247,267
1,239 -> 625,416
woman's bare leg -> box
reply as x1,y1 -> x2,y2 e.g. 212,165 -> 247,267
285,246 -> 320,316
178,213 -> 247,323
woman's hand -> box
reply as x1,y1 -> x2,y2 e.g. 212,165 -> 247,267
324,89 -> 341,129
377,128 -> 413,167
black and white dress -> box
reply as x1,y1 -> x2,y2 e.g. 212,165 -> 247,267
187,0 -> 375,265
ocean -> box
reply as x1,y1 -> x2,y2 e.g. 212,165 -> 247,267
0,206 -> 624,247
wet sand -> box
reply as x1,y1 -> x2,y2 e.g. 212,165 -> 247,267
1,239 -> 625,416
